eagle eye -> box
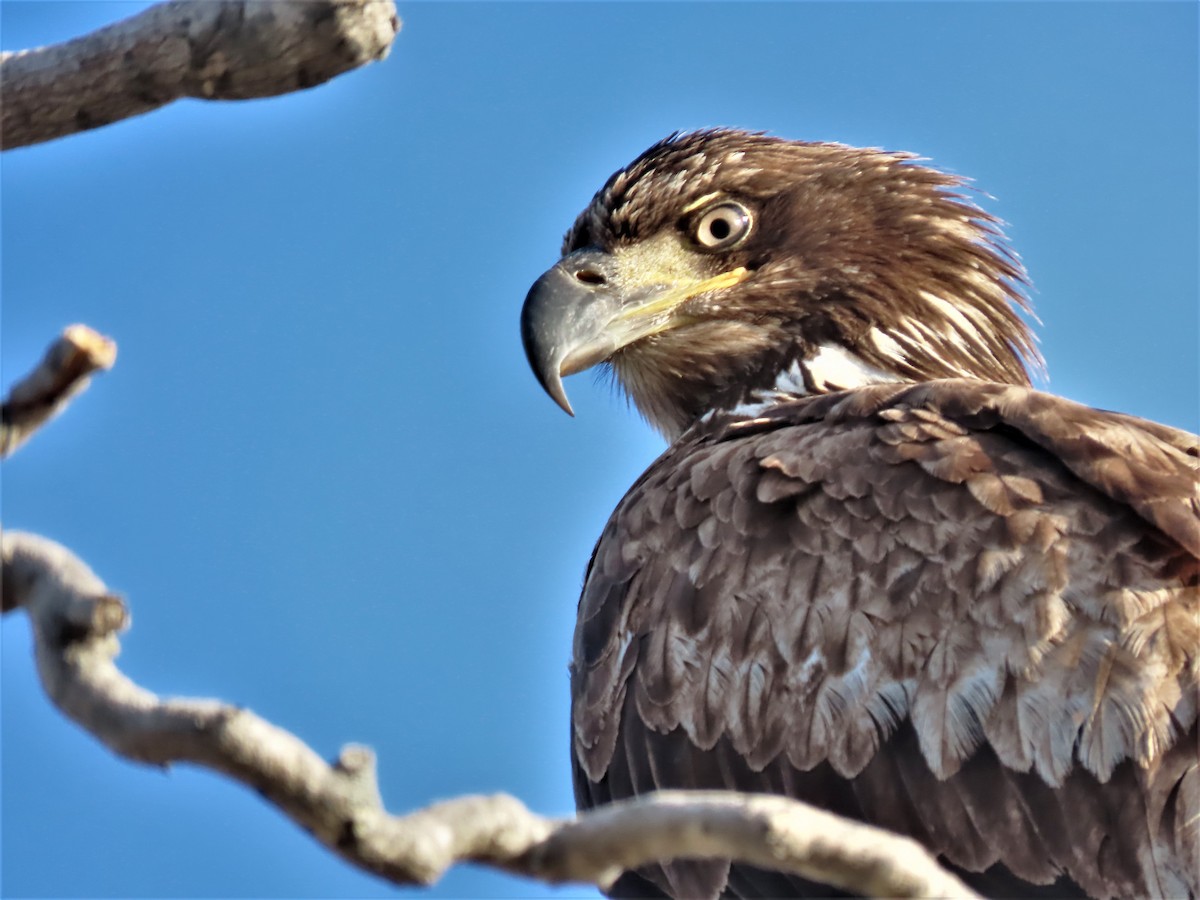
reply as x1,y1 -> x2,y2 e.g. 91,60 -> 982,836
692,201 -> 752,251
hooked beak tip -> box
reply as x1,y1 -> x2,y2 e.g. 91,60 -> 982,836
546,374 -> 575,417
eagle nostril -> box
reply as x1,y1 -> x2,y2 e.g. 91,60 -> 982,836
575,269 -> 607,286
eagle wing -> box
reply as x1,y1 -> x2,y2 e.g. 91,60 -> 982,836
571,380 -> 1199,899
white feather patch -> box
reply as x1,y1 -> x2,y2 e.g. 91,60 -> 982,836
724,344 -> 903,420
806,344 -> 902,391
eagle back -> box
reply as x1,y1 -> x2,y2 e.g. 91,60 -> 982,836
570,380 -> 1199,899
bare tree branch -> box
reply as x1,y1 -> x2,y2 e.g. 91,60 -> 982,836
0,324 -> 117,459
0,0 -> 400,150
1,529 -> 978,898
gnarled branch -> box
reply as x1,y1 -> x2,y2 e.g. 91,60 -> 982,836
0,0 -> 400,150
1,528 -> 977,898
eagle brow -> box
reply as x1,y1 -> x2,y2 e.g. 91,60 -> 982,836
680,192 -> 724,215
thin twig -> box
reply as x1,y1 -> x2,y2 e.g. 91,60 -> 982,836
1,325 -> 117,458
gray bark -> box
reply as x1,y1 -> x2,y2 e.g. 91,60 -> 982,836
0,0 -> 399,150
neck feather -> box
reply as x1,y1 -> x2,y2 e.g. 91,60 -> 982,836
711,344 -> 902,428
617,331 -> 920,442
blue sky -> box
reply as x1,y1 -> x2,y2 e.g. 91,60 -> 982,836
2,2 -> 1196,898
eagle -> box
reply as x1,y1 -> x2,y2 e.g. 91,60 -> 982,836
520,129 -> 1198,899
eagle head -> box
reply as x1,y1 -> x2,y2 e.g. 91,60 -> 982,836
521,129 -> 1040,439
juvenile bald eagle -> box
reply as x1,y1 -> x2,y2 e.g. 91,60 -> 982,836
520,130 -> 1198,899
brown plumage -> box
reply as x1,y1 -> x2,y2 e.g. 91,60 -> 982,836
520,130 -> 1199,898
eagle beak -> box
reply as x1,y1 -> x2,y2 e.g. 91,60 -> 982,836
521,247 -> 749,415
520,250 -> 623,416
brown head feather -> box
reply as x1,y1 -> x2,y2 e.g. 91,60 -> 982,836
562,129 -> 1042,436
